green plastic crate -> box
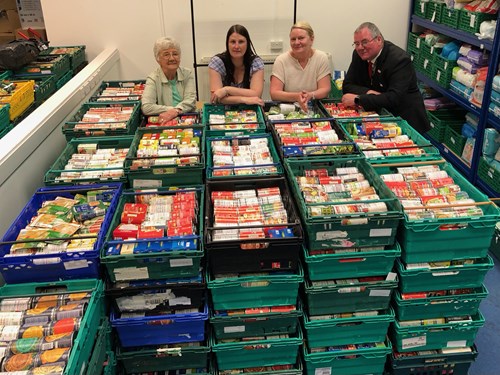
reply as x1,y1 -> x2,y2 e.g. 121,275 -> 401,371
426,1 -> 445,23
202,103 -> 266,137
125,125 -> 205,188
396,256 -> 494,293
328,78 -> 343,100
432,65 -> 454,88
0,103 -> 10,133
391,312 -> 484,353
373,161 -> 500,262
56,70 -> 73,89
458,10 -> 497,34
413,0 -> 428,18
102,186 -> 204,283
416,54 -> 434,78
318,98 -> 393,119
284,157 -> 402,250
303,307 -> 394,348
90,80 -> 146,102
426,109 -> 466,143
208,266 -> 303,310
388,345 -> 478,375
211,357 -> 303,375
62,101 -> 141,140
0,123 -> 12,139
304,275 -> 398,315
84,318 -> 111,375
490,223 -> 500,261
0,70 -> 12,80
44,136 -> 134,186
303,339 -> 392,375
407,32 -> 423,52
104,351 -> 116,375
337,116 -> 442,164
211,329 -> 302,371
206,133 -> 284,179
440,7 -> 461,28
12,74 -> 57,107
210,304 -> 302,339
117,342 -> 210,374
478,156 -> 500,194
0,279 -> 105,375
42,45 -> 86,71
15,54 -> 71,81
305,242 -> 401,281
393,284 -> 488,321
407,45 -> 420,65
443,125 -> 466,157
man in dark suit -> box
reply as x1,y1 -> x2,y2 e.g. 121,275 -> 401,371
342,22 -> 431,134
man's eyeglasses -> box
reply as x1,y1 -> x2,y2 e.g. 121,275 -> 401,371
352,37 -> 377,48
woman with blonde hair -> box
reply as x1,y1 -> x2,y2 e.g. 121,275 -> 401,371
141,36 -> 196,124
270,21 -> 331,112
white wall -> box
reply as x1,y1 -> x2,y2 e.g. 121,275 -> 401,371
41,0 -> 411,99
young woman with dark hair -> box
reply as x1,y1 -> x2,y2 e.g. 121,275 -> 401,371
209,24 -> 264,105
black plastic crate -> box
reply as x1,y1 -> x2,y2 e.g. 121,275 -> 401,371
205,176 -> 303,274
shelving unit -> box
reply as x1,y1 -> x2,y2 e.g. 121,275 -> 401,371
189,0 -> 297,100
409,3 -> 500,197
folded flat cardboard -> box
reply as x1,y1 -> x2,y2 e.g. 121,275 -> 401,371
0,0 -> 17,10
0,9 -> 21,33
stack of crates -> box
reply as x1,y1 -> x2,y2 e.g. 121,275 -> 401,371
0,183 -> 122,374
284,156 -> 401,375
14,52 -> 72,90
370,160 -> 499,375
203,103 -> 304,373
102,186 -> 208,375
40,45 -> 87,77
0,79 -> 35,122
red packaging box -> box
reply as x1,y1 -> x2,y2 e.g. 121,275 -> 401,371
138,226 -> 164,239
113,223 -> 139,240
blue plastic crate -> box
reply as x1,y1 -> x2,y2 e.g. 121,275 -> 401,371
0,183 -> 122,283
110,303 -> 208,347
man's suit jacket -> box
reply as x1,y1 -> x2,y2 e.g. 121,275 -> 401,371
343,40 -> 431,134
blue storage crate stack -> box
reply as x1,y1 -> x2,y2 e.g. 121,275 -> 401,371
371,160 -> 499,375
102,186 -> 209,374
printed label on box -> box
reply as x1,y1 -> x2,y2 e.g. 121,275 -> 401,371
64,260 -> 88,270
169,297 -> 191,306
369,228 -> 392,237
315,368 -> 332,375
386,272 -> 397,281
369,289 -> 391,297
447,340 -> 467,348
402,335 -> 426,349
224,325 -> 246,333
170,258 -> 194,267
133,179 -> 162,188
114,267 -> 149,281
316,231 -> 347,240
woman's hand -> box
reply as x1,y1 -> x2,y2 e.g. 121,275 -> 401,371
242,96 -> 264,106
210,87 -> 229,103
158,108 -> 179,124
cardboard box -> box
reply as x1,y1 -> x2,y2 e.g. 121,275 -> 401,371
0,9 -> 21,33
0,31 -> 14,44
14,27 -> 46,41
0,0 -> 17,10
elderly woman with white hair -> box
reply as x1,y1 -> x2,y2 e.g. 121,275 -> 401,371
141,36 -> 197,123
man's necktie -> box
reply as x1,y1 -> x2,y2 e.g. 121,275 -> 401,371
368,61 -> 373,79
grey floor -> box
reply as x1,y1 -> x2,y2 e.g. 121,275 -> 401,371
468,252 -> 500,375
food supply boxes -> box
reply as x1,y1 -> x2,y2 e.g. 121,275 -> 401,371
62,102 -> 141,140
0,183 -> 122,283
40,45 -> 86,72
285,157 -> 402,250
44,136 -> 134,186
0,79 -> 35,121
0,278 -> 105,375
89,80 -> 145,102
125,126 -> 205,188
204,176 -> 303,274
102,186 -> 204,282
14,54 -> 71,81
318,98 -> 391,119
202,103 -> 266,137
